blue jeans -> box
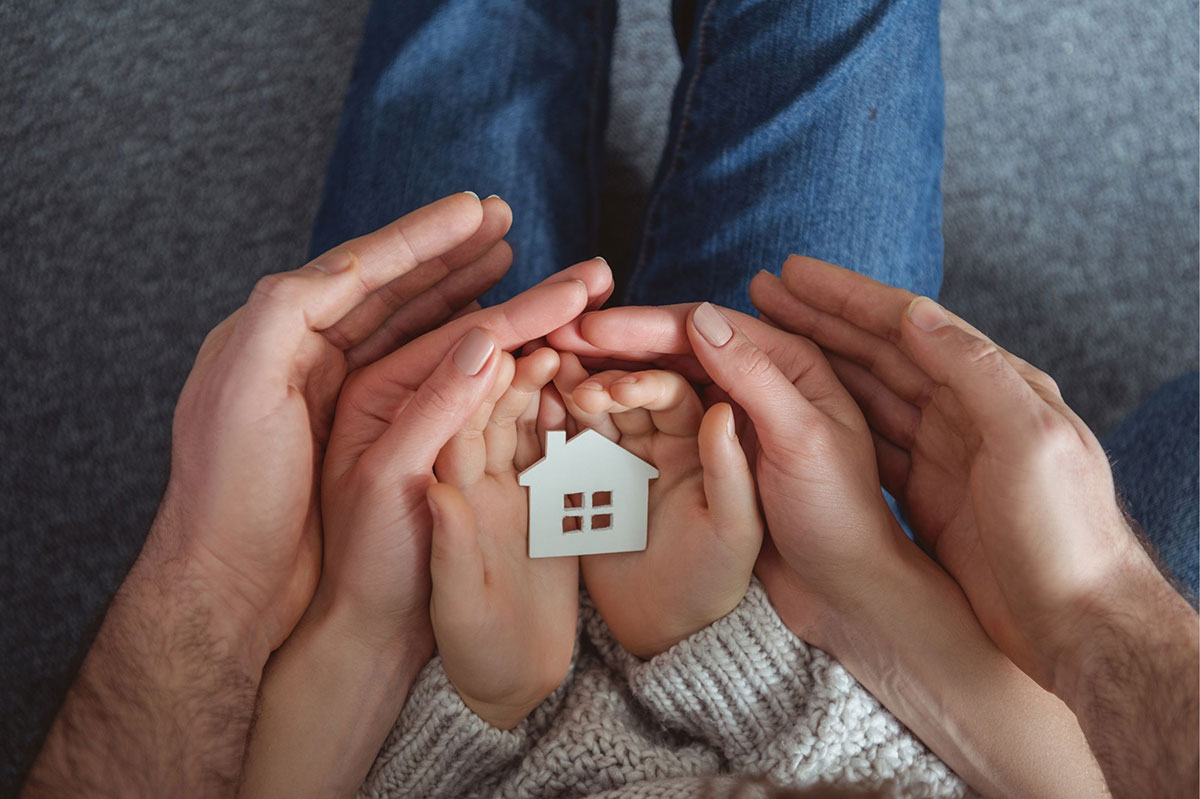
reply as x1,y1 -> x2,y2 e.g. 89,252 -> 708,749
311,0 -> 943,311
311,0 -> 1196,597
1102,373 -> 1199,603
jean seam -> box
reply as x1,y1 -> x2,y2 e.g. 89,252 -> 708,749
623,0 -> 720,304
586,0 -> 611,258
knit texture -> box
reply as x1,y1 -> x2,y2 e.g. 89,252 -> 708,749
359,580 -> 970,799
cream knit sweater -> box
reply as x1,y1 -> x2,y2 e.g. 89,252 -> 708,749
359,580 -> 971,799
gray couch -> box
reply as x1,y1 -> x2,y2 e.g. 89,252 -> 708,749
1,1 -> 1195,793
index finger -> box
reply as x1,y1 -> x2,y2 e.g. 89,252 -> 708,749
355,260 -> 611,405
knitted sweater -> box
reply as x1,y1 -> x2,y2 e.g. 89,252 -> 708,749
359,580 -> 972,799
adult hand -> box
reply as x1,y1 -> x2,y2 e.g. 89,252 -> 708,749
314,258 -> 612,650
25,193 -> 517,797
239,261 -> 612,799
554,302 -> 901,645
157,192 -> 516,663
555,299 -> 1112,799
751,256 -> 1197,799
748,256 -> 1156,685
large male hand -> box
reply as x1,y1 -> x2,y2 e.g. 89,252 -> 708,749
25,193 -> 517,797
157,192 -> 517,661
749,257 -> 1162,684
751,256 -> 1198,799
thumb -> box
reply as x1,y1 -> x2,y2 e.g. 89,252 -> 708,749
900,297 -> 1046,444
697,403 -> 762,547
360,328 -> 501,486
428,482 -> 486,622
686,302 -> 819,451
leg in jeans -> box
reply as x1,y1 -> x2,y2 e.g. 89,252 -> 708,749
1103,372 -> 1200,604
625,0 -> 944,311
310,0 -> 617,304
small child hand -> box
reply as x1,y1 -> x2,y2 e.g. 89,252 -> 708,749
428,347 -> 578,730
554,353 -> 763,658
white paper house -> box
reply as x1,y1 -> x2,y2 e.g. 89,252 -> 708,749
518,429 -> 659,558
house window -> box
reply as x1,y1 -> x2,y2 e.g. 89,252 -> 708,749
561,490 -> 615,534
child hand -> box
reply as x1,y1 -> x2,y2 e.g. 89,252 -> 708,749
554,353 -> 763,658
428,347 -> 579,730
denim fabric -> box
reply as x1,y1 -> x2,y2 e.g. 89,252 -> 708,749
627,0 -> 945,312
313,0 -> 943,311
310,0 -> 617,306
1103,372 -> 1200,603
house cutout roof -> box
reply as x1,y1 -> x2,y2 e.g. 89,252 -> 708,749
518,429 -> 659,485
519,429 -> 659,558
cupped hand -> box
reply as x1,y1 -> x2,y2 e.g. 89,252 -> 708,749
749,256 -> 1153,685
554,355 -> 761,658
315,259 -> 613,658
156,193 -> 516,661
428,348 -> 579,729
554,303 -> 906,649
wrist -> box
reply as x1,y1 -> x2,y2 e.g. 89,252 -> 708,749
1051,549 -> 1196,707
127,533 -> 273,679
301,584 -> 434,693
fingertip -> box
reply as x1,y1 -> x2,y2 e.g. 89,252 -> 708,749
453,328 -> 498,376
905,297 -> 952,332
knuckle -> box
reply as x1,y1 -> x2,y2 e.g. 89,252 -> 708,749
960,336 -> 1006,371
250,271 -> 302,307
735,343 -> 778,385
414,377 -> 465,422
1020,411 -> 1083,466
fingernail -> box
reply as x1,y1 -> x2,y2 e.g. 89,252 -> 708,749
593,256 -> 608,265
692,302 -> 733,347
612,375 -> 638,385
454,329 -> 495,375
427,494 -> 442,528
576,380 -> 604,392
908,297 -> 951,331
461,190 -> 480,200
485,194 -> 500,200
310,250 -> 353,274
725,409 -> 736,440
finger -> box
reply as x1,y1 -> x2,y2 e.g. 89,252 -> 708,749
773,258 -> 1082,425
779,255 -> 919,342
826,353 -> 921,450
698,403 -> 762,546
486,348 -> 559,474
363,275 -> 592,397
232,193 -> 486,367
899,298 -> 1052,448
607,369 -> 705,437
325,195 -> 512,350
573,371 -> 655,437
450,300 -> 483,322
345,240 -> 513,368
436,352 -> 516,486
685,303 -> 823,451
536,384 -> 569,444
871,430 -> 912,498
553,353 -> 622,441
750,269 -> 932,406
428,482 -> 486,623
358,328 -> 502,491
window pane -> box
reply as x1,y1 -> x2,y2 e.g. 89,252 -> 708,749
592,514 -> 612,531
564,492 -> 583,508
592,491 -> 612,508
563,515 -> 583,533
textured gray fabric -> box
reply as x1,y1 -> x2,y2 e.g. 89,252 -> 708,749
361,582 -> 967,798
0,0 -> 1195,794
940,2 -> 1199,434
0,2 -> 371,791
